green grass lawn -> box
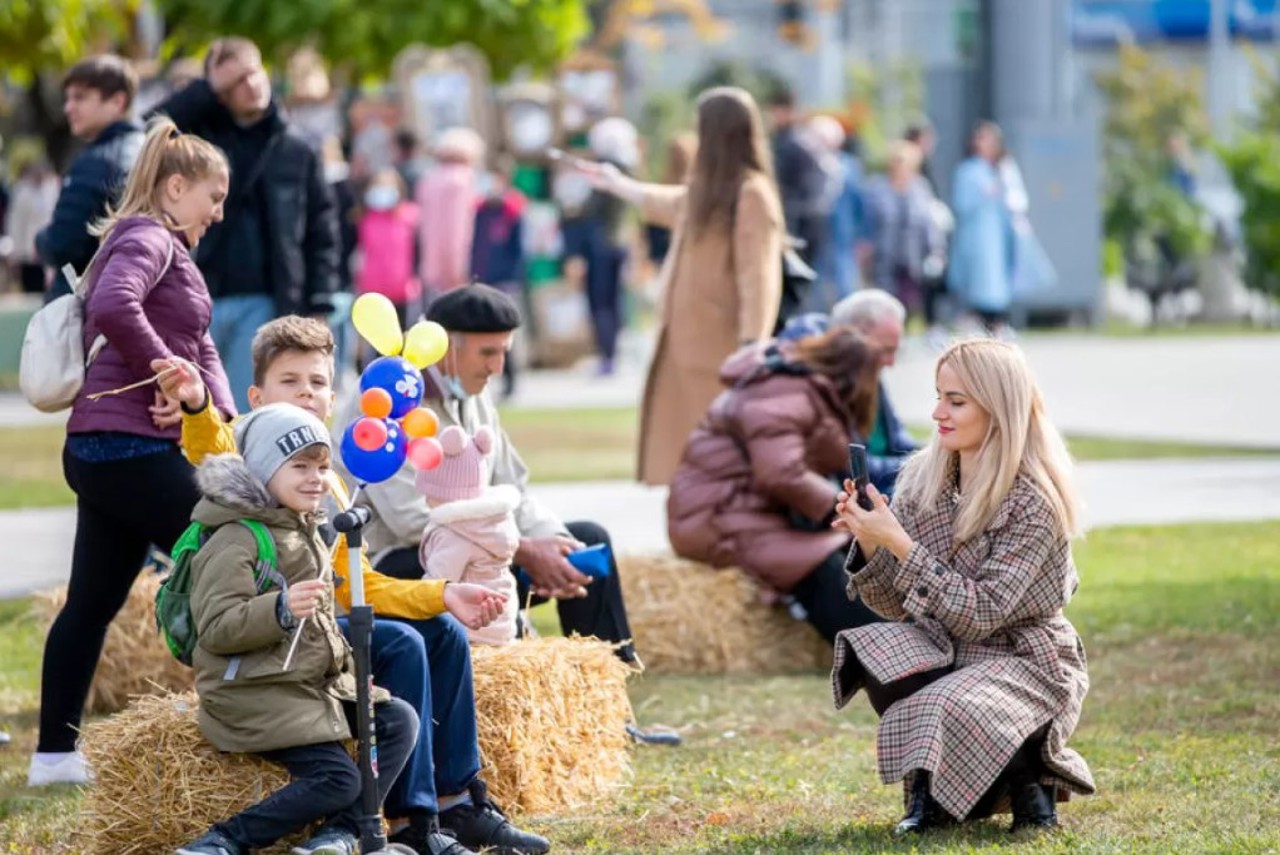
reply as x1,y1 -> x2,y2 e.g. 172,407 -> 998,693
3,411 -> 1277,510
2,520 -> 1279,853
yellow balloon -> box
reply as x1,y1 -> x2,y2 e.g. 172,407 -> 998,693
402,320 -> 450,369
351,293 -> 404,356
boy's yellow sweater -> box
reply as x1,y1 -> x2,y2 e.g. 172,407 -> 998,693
181,401 -> 447,620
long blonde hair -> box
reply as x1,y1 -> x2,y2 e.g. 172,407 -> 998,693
92,116 -> 229,239
895,339 -> 1082,543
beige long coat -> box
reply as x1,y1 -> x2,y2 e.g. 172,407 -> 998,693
636,173 -> 784,486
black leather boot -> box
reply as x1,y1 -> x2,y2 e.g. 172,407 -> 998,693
894,771 -> 952,835
1009,781 -> 1058,832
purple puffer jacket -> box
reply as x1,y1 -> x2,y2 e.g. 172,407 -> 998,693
67,216 -> 235,439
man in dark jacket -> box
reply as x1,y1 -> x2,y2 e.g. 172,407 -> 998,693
767,86 -> 829,268
780,289 -> 918,495
831,290 -> 918,493
148,37 -> 339,411
37,55 -> 143,302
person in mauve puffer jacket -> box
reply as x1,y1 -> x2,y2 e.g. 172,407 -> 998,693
666,326 -> 885,642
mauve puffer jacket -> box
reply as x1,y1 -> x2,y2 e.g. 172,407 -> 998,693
67,215 -> 235,440
666,343 -> 858,591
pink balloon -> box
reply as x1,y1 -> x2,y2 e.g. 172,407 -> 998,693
352,417 -> 389,452
407,437 -> 444,471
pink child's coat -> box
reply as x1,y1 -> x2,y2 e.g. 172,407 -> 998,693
415,164 -> 477,293
418,485 -> 521,646
357,202 -> 421,305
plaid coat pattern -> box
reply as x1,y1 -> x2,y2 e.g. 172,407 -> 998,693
831,475 -> 1095,820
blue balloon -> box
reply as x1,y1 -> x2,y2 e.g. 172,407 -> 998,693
339,417 -> 407,484
359,356 -> 424,419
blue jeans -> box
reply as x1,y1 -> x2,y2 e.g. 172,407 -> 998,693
214,697 -> 418,849
210,294 -> 276,412
338,615 -> 481,817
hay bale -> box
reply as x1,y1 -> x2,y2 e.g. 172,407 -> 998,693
34,573 -> 194,714
472,637 -> 634,815
79,692 -> 301,855
618,553 -> 832,675
79,639 -> 634,852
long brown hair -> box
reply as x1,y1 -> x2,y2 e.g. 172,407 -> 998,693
685,86 -> 775,237
791,327 -> 880,437
662,131 -> 698,183
92,116 -> 228,239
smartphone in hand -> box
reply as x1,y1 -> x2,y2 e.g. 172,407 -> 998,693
848,443 -> 874,511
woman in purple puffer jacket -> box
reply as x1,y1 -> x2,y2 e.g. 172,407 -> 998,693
29,118 -> 235,787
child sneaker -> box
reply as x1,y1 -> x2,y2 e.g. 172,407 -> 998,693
27,750 -> 92,786
291,828 -> 358,855
175,829 -> 243,855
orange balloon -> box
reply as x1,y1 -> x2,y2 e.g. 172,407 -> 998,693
401,407 -> 439,440
360,387 -> 393,419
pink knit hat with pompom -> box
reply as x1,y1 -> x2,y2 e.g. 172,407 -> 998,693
415,425 -> 493,503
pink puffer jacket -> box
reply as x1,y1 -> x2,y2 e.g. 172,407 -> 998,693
666,344 -> 857,591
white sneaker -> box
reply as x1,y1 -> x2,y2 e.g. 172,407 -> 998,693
27,750 -> 93,786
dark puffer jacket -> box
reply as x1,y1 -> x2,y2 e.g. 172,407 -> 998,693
36,120 -> 143,298
666,343 -> 859,591
147,81 -> 338,316
67,216 -> 236,439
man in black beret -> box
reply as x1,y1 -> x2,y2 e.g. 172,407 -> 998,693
346,283 -> 638,666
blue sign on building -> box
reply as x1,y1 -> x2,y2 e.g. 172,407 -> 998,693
1072,0 -> 1280,46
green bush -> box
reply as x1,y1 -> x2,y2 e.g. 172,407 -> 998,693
1218,132 -> 1280,297
1215,50 -> 1280,298
1094,46 -> 1212,264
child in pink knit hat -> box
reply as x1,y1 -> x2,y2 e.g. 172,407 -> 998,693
416,425 -> 520,645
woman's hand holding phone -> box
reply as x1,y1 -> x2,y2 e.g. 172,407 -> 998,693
833,478 -> 912,561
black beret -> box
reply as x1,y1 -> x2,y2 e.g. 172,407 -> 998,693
426,283 -> 522,333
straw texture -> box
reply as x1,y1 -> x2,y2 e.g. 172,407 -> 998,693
617,554 -> 832,674
34,573 -> 194,714
471,637 -> 635,815
79,692 -> 304,854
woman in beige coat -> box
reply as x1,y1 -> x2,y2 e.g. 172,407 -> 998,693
583,86 -> 784,485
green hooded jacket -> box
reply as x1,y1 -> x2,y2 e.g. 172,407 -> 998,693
189,453 -> 386,753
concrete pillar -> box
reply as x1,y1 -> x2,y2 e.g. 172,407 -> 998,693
988,0 -> 1067,123
812,2 -> 846,109
1207,0 -> 1233,139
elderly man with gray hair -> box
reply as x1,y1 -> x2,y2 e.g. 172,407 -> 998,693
781,288 -> 918,494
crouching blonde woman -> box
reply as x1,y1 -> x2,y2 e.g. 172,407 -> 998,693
830,338 -> 1094,835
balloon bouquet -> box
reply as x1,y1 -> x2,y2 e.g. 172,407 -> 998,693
341,293 -> 449,484
332,293 -> 450,855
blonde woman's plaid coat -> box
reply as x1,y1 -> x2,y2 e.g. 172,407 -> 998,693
832,475 -> 1095,820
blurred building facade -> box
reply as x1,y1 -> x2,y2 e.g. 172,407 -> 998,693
617,0 -> 1279,323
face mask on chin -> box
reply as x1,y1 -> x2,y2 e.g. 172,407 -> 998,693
444,374 -> 468,400
364,185 -> 399,211
441,339 -> 469,400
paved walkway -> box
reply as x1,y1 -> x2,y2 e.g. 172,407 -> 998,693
6,457 -> 1280,600
5,330 -> 1278,599
5,333 -> 1280,446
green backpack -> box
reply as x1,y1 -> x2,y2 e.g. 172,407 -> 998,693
156,519 -> 280,666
